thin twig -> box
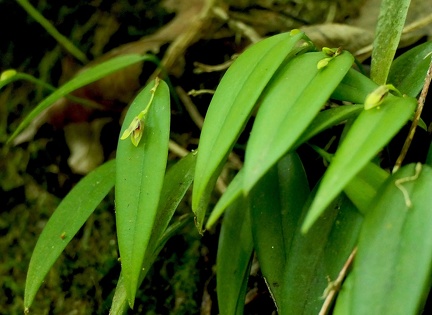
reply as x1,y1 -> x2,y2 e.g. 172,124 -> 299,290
152,0 -> 217,79
176,86 -> 243,170
176,86 -> 204,129
168,139 -> 228,194
402,12 -> 432,34
193,56 -> 237,73
188,89 -> 215,96
319,247 -> 358,315
211,6 -> 262,43
393,56 -> 432,173
168,140 -> 190,158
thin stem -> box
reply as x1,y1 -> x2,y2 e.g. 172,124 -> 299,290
11,72 -> 104,110
319,247 -> 358,315
16,0 -> 88,63
393,57 -> 432,173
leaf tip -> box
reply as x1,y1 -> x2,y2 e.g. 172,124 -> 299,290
194,216 -> 205,235
1,69 -> 17,81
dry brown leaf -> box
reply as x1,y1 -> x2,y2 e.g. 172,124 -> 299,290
13,0 -> 213,174
351,0 -> 432,57
301,23 -> 374,54
64,119 -> 110,175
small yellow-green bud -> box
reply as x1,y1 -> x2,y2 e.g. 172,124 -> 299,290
120,116 -> 144,146
0,69 -> 17,81
364,85 -> 390,110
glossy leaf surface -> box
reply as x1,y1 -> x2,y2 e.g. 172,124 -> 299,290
217,197 -> 253,315
192,31 -> 311,232
343,161 -> 389,214
370,0 -> 411,85
110,215 -> 192,315
282,193 -> 362,314
295,104 -> 363,147
388,40 -> 432,97
243,51 -> 354,192
340,163 -> 432,315
331,68 -> 378,104
248,153 -> 309,312
205,169 -> 243,229
303,95 -> 417,232
24,160 -> 115,310
115,79 -> 170,306
207,104 -> 363,230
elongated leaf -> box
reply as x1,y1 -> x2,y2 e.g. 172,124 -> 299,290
388,40 -> 432,97
343,161 -> 389,214
206,105 -> 363,229
312,145 -> 389,214
243,51 -> 354,193
345,163 -> 432,315
217,197 -> 253,315
282,193 -> 362,314
207,104 -> 363,231
146,152 -> 196,253
111,153 -> 196,314
331,68 -> 378,104
370,0 -> 411,85
24,160 -> 115,310
192,31 -> 312,232
115,79 -> 170,307
249,152 -> 309,313
110,214 -> 192,315
302,95 -> 417,232
295,104 -> 364,147
8,54 -> 157,143
205,169 -> 244,229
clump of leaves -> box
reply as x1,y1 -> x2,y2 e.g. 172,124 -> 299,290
4,0 -> 432,314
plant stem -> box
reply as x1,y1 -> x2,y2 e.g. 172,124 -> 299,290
319,247 -> 358,315
393,57 -> 432,173
15,0 -> 88,64
370,0 -> 411,85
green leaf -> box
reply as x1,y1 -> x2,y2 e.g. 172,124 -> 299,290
343,161 -> 389,214
311,145 -> 389,214
8,54 -> 157,144
110,214 -> 192,315
248,152 -> 309,312
345,163 -> 432,314
24,160 -> 115,310
295,104 -> 364,147
207,105 -> 361,236
243,51 -> 354,193
282,194 -> 362,314
302,95 -> 417,232
388,40 -> 432,97
217,197 -> 253,315
146,152 -> 196,254
331,68 -> 378,104
110,153 -> 196,314
115,79 -> 170,307
370,0 -> 411,85
192,31 -> 312,232
205,169 -> 244,229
